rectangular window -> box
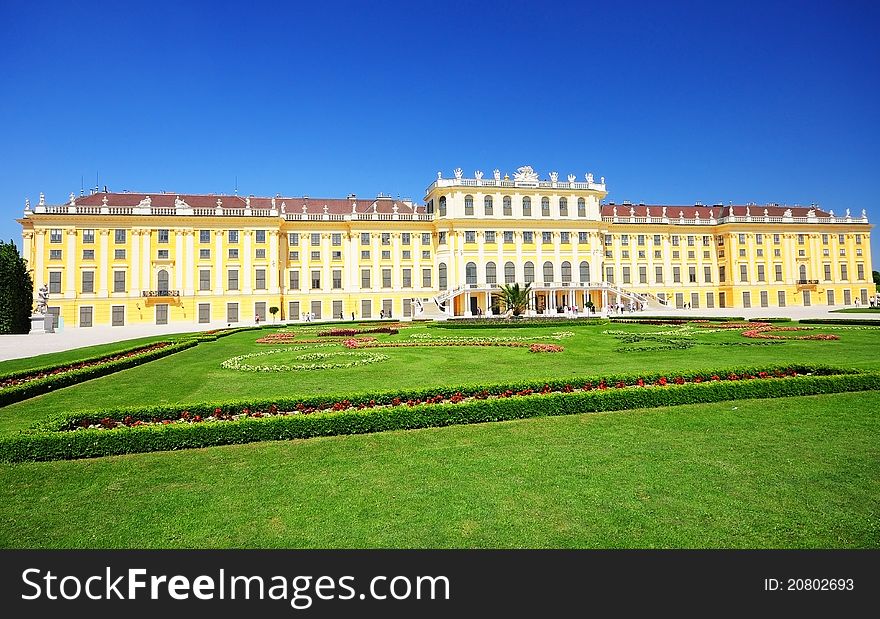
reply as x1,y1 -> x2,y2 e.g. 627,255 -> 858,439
824,264 -> 832,280
578,232 -> 588,244
381,233 -> 390,246
465,231 -> 476,243
256,230 -> 266,244
79,306 -> 93,327
638,234 -> 646,246
504,231 -> 514,244
438,232 -> 447,245
114,229 -> 126,244
672,235 -> 680,246
622,267 -> 631,284
288,301 -> 299,320
606,266 -> 614,284
82,229 -> 95,244
687,235 -> 694,247
289,251 -> 299,260
704,266 -> 712,283
81,271 -> 95,293
157,249 -> 169,259
691,292 -> 700,309
798,234 -> 805,245
776,264 -> 784,282
655,266 -> 663,284
560,232 -> 570,244
111,305 -> 125,326
113,271 -> 126,293
254,248 -> 266,259
719,266 -> 726,283
361,269 -> 371,289
827,290 -> 835,306
254,302 -> 266,322
421,233 -> 431,246
422,250 -> 431,259
757,264 -> 765,282
330,233 -> 342,246
311,270 -> 321,290
361,233 -> 371,245
311,233 -> 320,246
333,300 -> 343,319
621,234 -> 629,246
857,264 -> 865,280
158,229 -> 169,243
255,268 -> 266,290
228,269 -> 239,291
310,301 -> 321,320
332,269 -> 342,289
198,303 -> 210,324
381,250 -> 391,260
760,291 -> 769,308
49,249 -> 62,260
485,231 -> 496,244
844,289 -> 852,305
228,230 -> 239,243
401,233 -> 410,246
227,303 -> 239,323
403,298 -> 412,317
778,291 -> 786,307
542,231 -> 552,244
639,266 -> 647,284
361,250 -> 370,259
422,268 -> 432,288
48,271 -> 62,294
333,250 -> 343,260
288,233 -> 299,245
688,266 -> 697,283
199,269 -> 211,291
706,292 -> 715,308
401,250 -> 411,260
675,293 -> 684,309
199,248 -> 210,260
402,269 -> 412,288
382,299 -> 392,317
673,267 -> 681,283
382,268 -> 392,288
228,248 -> 239,259
523,232 -> 534,244
740,264 -> 748,282
311,251 -> 320,261
360,299 -> 372,319
742,292 -> 751,308
200,230 -> 210,243
114,249 -> 126,260
49,229 -> 62,243
841,264 -> 848,280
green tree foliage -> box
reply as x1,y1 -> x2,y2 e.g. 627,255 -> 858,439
0,240 -> 33,334
873,270 -> 879,291
497,282 -> 532,316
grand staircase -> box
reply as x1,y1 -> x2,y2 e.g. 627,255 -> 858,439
412,297 -> 450,321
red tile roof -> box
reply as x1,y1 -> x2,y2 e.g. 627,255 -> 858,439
72,192 -> 426,214
600,204 -> 832,219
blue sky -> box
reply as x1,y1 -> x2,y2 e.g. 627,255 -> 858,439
1,0 -> 878,266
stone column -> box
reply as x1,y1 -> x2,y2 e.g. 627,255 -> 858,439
184,229 -> 195,295
141,230 -> 151,292
175,230 -> 184,291
34,229 -> 46,290
269,230 -> 280,294
65,229 -> 77,298
392,232 -> 401,289
98,229 -> 109,297
243,230 -> 253,294
214,230 -> 224,295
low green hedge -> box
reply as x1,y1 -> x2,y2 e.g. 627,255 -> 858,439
3,365 -> 875,463
748,317 -> 793,323
798,318 -> 880,326
434,317 -> 606,329
0,340 -> 198,408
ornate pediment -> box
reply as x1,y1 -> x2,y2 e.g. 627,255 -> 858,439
513,166 -> 539,183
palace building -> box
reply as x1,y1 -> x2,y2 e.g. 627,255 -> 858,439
18,166 -> 874,328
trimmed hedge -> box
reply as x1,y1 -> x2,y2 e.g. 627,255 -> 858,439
4,365 -> 876,463
433,317 -> 606,329
798,318 -> 880,326
610,316 -> 745,323
0,340 -> 198,407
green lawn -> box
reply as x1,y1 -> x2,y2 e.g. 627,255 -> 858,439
1,320 -> 879,548
831,307 -> 880,313
1,391 -> 877,549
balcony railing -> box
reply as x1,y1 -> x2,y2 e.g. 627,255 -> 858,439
142,290 -> 181,297
796,279 -> 819,285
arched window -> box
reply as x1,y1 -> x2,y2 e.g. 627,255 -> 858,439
522,196 -> 532,217
466,262 -> 477,284
504,261 -> 515,283
464,195 -> 474,216
439,196 -> 447,217
799,264 -> 807,281
541,197 -> 550,217
561,261 -> 572,283
157,269 -> 169,292
579,261 -> 590,283
559,198 -> 568,216
543,261 -> 554,283
524,261 -> 535,284
486,261 -> 496,284
503,196 -> 512,216
484,196 -> 493,216
438,263 -> 448,289
577,198 -> 586,217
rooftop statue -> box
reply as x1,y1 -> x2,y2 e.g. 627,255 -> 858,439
513,166 -> 539,183
493,169 -> 501,180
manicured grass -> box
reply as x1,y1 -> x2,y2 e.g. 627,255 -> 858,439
2,320 -> 880,435
831,307 -> 880,313
1,391 -> 877,549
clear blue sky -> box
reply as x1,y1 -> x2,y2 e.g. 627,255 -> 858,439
2,0 -> 878,267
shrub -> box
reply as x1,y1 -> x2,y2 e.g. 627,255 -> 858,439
3,364 -> 874,463
799,318 -> 880,326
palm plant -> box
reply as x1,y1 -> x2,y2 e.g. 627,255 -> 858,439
497,282 -> 532,316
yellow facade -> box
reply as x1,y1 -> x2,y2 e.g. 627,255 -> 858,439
17,168 -> 874,327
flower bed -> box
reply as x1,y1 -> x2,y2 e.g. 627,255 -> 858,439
317,326 -> 400,337
5,364 -> 876,462
221,346 -> 388,371
529,344 -> 563,353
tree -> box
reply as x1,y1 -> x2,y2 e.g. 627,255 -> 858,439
497,282 -> 532,316
873,270 -> 880,292
269,306 -> 279,322
0,240 -> 34,334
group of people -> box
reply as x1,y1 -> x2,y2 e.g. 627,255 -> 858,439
602,301 -> 647,315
